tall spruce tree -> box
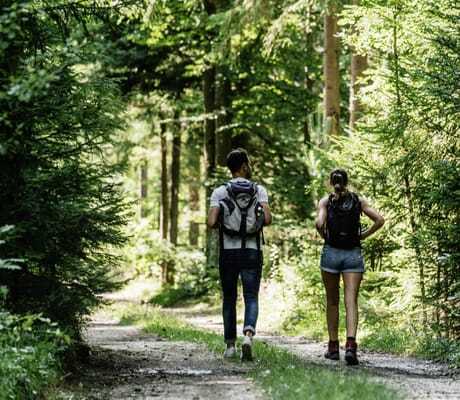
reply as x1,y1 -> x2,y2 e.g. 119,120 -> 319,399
0,1 -> 127,336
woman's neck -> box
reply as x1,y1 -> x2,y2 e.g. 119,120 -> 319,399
333,188 -> 348,199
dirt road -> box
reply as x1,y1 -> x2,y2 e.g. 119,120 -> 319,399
64,313 -> 264,400
170,305 -> 460,400
62,301 -> 459,400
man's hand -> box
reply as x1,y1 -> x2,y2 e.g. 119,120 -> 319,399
360,198 -> 385,240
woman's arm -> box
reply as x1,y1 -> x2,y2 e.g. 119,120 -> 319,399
315,197 -> 328,239
360,198 -> 385,240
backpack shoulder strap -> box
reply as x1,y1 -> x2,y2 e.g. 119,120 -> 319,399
218,203 -> 225,251
221,197 -> 236,215
350,192 -> 362,213
225,181 -> 236,200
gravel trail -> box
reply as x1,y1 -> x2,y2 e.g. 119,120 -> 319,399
170,304 -> 460,400
62,312 -> 265,400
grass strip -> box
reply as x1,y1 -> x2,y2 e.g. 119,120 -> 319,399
113,304 -> 401,400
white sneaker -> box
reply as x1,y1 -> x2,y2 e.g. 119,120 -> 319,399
223,346 -> 236,359
241,335 -> 253,361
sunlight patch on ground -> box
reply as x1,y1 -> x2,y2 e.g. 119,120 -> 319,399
104,277 -> 160,303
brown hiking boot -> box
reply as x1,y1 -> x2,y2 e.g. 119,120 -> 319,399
345,339 -> 359,365
324,340 -> 340,360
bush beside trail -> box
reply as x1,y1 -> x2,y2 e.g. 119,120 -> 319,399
0,309 -> 70,400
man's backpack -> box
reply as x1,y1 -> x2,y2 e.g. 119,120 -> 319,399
326,192 -> 362,249
218,180 -> 265,250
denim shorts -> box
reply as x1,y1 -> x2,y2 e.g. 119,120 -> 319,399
320,244 -> 365,274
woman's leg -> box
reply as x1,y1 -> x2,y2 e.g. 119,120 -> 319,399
342,272 -> 362,338
321,270 -> 340,341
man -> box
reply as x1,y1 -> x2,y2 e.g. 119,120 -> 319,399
207,148 -> 272,361
315,169 -> 384,365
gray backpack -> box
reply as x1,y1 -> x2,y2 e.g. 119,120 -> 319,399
218,180 -> 265,250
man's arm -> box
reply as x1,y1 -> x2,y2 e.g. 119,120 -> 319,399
207,187 -> 222,229
257,185 -> 272,226
360,198 -> 385,240
207,207 -> 220,229
260,202 -> 272,226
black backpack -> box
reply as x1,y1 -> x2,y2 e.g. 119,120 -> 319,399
326,192 -> 362,249
218,180 -> 265,250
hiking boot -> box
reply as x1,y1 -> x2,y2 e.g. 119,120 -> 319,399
324,340 -> 340,360
241,335 -> 253,361
223,345 -> 236,359
345,339 -> 359,366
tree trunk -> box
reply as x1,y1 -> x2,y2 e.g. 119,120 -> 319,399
140,160 -> 148,218
216,69 -> 233,166
435,241 -> 441,334
203,67 -> 216,181
203,66 -> 219,268
404,175 -> 427,325
159,121 -> 169,284
169,112 -> 181,247
166,112 -> 182,286
203,0 -> 216,14
349,1 -> 368,132
324,5 -> 341,136
160,122 -> 169,241
187,129 -> 201,247
443,244 -> 450,338
303,3 -> 314,147
349,53 -> 367,131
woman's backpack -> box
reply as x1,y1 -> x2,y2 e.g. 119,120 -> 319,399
326,192 -> 362,249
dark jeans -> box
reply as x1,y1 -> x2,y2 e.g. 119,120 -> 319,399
219,249 -> 262,343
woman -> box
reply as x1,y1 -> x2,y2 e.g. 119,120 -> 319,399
315,169 -> 385,365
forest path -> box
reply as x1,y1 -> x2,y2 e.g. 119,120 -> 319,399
67,309 -> 264,399
168,304 -> 460,400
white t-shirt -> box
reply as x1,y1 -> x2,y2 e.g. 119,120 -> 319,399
210,178 -> 269,250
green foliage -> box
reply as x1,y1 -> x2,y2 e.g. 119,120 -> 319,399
416,336 -> 460,368
0,226 -> 22,271
339,0 -> 460,339
361,329 -> 460,368
150,285 -> 197,307
360,327 -> 412,355
0,1 -> 128,336
124,218 -> 175,277
0,308 -> 70,400
124,216 -> 218,306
